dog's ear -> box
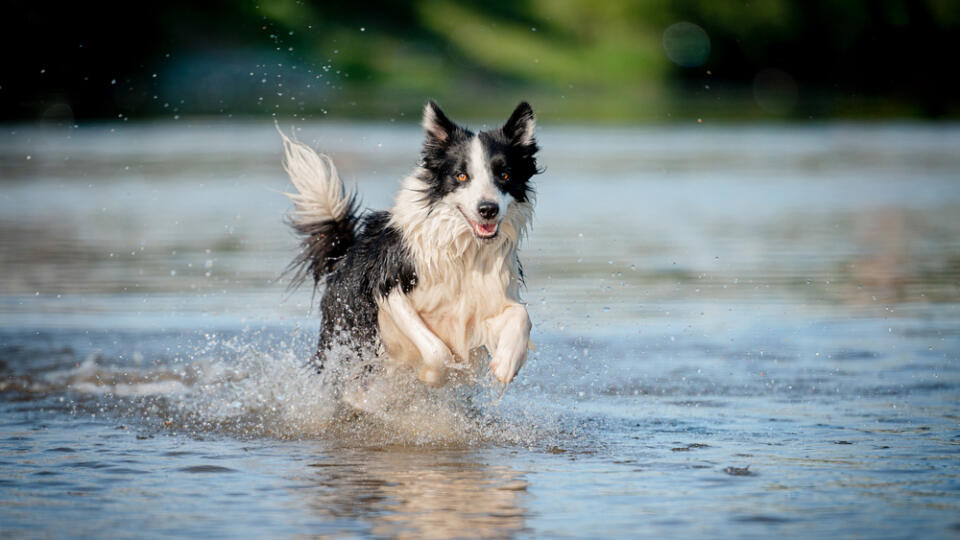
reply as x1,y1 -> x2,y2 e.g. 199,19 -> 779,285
501,102 -> 536,147
422,100 -> 458,145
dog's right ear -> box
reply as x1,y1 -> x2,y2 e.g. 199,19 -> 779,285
422,100 -> 458,145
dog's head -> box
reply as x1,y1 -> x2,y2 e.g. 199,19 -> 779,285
417,101 -> 539,241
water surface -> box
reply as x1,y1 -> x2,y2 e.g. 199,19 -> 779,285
1,121 -> 959,538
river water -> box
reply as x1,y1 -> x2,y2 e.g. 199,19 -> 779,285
1,121 -> 958,538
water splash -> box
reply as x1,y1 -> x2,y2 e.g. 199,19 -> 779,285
13,329 -> 562,447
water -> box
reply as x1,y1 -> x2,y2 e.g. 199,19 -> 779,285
2,121 -> 959,538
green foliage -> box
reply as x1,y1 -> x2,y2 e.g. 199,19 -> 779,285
3,0 -> 959,121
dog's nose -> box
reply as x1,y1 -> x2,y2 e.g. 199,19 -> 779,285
477,201 -> 499,220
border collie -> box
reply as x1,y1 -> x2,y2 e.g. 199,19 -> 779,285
279,101 -> 539,388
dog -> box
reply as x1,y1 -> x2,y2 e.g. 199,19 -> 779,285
279,101 -> 539,388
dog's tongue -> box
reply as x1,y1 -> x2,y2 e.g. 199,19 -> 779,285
475,222 -> 497,236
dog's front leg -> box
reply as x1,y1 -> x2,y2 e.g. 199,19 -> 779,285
382,290 -> 451,386
486,303 -> 532,384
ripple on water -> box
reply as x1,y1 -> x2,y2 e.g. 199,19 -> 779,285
178,465 -> 237,473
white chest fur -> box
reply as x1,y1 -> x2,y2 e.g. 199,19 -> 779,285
407,247 -> 520,362
376,174 -> 533,384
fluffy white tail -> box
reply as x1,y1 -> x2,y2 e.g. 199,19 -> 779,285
277,125 -> 360,289
277,125 -> 354,225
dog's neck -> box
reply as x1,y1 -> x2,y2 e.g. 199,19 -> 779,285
389,173 -> 533,284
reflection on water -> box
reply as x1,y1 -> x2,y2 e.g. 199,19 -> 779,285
1,121 -> 959,538
302,450 -> 527,539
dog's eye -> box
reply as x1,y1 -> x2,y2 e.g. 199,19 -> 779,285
456,172 -> 468,182
500,172 -> 510,181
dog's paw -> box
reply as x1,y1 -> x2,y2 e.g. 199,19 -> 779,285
418,364 -> 448,387
490,351 -> 525,384
418,345 -> 451,387
490,362 -> 514,384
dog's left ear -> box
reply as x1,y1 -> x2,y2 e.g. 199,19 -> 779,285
501,102 -> 536,147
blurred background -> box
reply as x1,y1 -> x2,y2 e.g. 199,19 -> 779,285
4,0 -> 960,123
3,3 -> 960,537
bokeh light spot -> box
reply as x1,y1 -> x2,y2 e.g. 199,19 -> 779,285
662,22 -> 711,68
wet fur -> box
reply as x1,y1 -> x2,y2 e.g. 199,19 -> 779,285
280,101 -> 539,386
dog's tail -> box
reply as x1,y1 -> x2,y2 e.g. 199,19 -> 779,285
278,126 -> 360,290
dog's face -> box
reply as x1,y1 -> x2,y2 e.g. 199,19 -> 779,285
418,101 -> 539,240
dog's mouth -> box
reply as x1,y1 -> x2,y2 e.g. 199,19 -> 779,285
458,207 -> 499,239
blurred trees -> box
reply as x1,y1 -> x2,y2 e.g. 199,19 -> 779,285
3,0 -> 958,121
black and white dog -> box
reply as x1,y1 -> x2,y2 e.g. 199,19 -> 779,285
280,101 -> 539,388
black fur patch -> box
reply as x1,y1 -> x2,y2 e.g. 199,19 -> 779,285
284,193 -> 361,291
419,101 -> 475,205
312,211 -> 417,368
479,131 -> 537,203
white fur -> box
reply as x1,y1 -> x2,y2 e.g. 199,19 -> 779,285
277,126 -> 354,225
452,136 -> 511,225
380,289 -> 452,386
382,156 -> 535,384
